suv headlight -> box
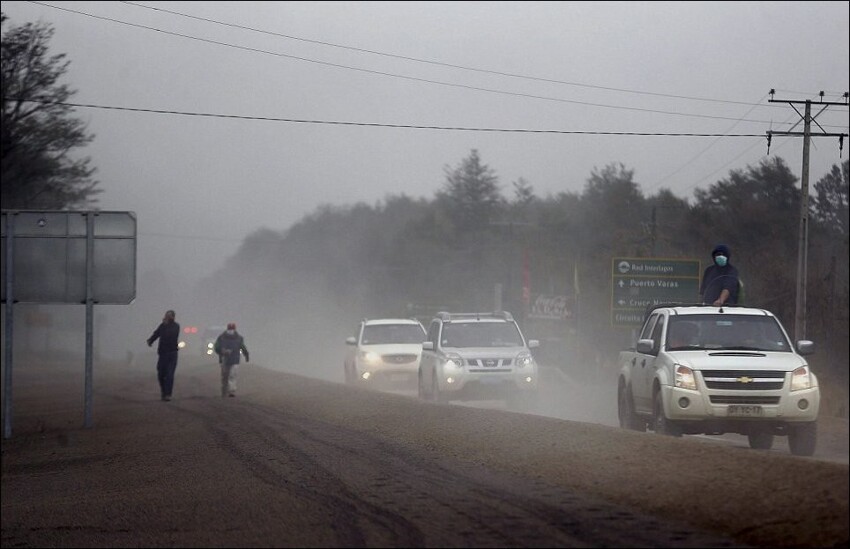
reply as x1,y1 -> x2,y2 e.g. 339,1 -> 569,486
443,353 -> 463,371
790,366 -> 813,391
515,352 -> 535,368
674,365 -> 696,390
358,350 -> 381,364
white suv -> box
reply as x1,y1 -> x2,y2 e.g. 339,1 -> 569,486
344,318 -> 427,390
418,311 -> 539,411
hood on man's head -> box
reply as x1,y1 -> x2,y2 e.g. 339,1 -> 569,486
712,244 -> 730,258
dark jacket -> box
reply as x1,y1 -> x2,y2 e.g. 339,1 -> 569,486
147,321 -> 181,354
214,331 -> 249,366
700,244 -> 739,305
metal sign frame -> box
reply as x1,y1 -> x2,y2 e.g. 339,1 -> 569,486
2,210 -> 137,438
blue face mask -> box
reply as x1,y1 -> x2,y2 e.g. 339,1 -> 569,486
714,255 -> 728,267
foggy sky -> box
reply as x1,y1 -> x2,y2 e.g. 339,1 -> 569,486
3,0 -> 849,293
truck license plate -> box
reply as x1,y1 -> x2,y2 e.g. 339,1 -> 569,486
727,405 -> 763,417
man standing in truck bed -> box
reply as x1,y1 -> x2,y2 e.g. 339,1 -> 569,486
699,244 -> 740,306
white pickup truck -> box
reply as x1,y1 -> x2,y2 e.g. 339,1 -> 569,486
616,304 -> 820,456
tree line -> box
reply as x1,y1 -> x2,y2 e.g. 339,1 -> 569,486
196,149 -> 849,387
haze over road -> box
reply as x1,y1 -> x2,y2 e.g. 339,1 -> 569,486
1,355 -> 847,548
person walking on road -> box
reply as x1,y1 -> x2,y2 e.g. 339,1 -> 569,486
214,322 -> 249,398
699,244 -> 740,306
146,309 -> 181,401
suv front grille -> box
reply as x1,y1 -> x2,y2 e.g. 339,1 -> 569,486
701,370 -> 785,390
382,353 -> 418,364
466,358 -> 513,367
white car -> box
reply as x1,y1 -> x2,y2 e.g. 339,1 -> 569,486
344,318 -> 427,390
418,311 -> 539,411
617,304 -> 820,456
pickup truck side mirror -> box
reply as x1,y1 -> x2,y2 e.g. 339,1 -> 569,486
422,341 -> 434,351
796,340 -> 815,356
636,339 -> 655,354
527,339 -> 540,349
345,336 -> 356,346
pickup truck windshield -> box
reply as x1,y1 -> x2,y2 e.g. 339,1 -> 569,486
666,315 -> 791,352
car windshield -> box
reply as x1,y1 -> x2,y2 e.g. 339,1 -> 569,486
361,324 -> 425,345
666,315 -> 791,352
441,322 -> 524,348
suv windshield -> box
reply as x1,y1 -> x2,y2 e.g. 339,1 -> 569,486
667,315 -> 791,352
441,322 -> 524,348
361,324 -> 425,345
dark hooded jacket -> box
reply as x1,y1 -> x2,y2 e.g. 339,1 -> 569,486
699,244 -> 739,305
214,330 -> 249,366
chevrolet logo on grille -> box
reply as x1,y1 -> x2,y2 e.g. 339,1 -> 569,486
737,376 -> 754,383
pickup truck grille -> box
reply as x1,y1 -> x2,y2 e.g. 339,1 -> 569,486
701,370 -> 785,390
709,395 -> 781,405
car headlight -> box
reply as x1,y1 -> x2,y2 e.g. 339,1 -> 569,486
790,366 -> 813,391
443,353 -> 463,371
516,352 -> 535,368
178,340 -> 186,349
358,350 -> 381,364
674,364 -> 696,390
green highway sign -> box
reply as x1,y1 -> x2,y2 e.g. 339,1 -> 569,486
611,257 -> 701,327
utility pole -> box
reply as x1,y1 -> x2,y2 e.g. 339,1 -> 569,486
766,89 -> 848,342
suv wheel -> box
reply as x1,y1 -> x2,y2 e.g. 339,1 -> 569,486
432,374 -> 449,403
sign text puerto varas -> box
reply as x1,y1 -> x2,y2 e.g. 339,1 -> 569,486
611,257 -> 701,326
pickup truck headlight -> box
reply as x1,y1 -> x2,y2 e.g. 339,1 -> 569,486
790,366 -> 813,391
674,365 -> 697,391
515,352 -> 535,368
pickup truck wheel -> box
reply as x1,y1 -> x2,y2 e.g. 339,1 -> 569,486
653,394 -> 682,437
618,383 -> 645,432
747,432 -> 774,450
788,422 -> 817,457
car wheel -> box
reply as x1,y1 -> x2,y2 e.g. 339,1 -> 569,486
618,382 -> 646,432
788,422 -> 817,457
747,432 -> 774,450
652,392 -> 681,437
417,370 -> 428,400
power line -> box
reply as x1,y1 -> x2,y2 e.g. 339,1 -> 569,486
7,98 -> 770,137
119,0 -> 801,110
24,1 -> 844,128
